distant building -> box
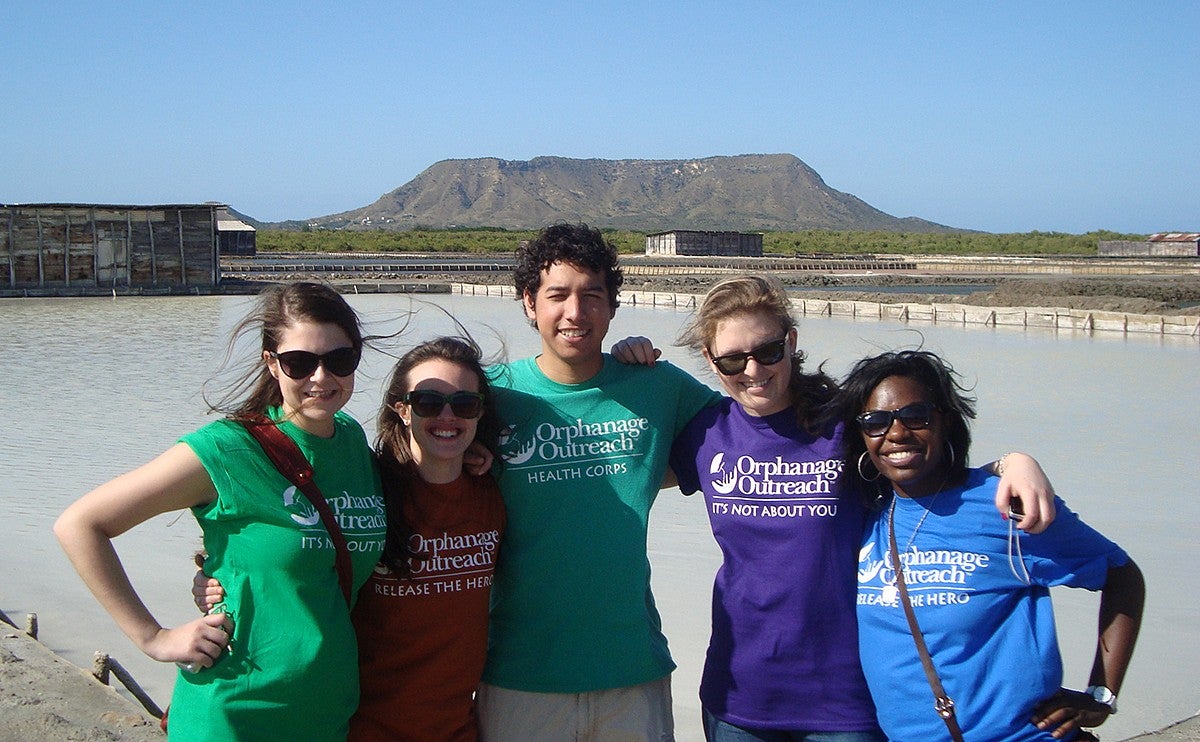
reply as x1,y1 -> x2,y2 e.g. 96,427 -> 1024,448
1098,233 -> 1200,257
645,229 -> 763,257
216,207 -> 257,256
2,203 -> 223,290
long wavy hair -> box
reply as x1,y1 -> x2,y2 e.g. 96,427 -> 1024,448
677,274 -> 837,432
204,281 -> 366,420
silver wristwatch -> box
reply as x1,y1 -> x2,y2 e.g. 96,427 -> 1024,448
1086,685 -> 1118,714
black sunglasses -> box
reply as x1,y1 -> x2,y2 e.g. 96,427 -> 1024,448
709,337 -> 788,376
855,401 -> 938,437
402,389 -> 486,419
269,347 -> 361,379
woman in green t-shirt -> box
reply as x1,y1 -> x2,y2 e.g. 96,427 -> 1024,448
55,282 -> 387,740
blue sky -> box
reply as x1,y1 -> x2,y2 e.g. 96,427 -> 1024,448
4,2 -> 1196,234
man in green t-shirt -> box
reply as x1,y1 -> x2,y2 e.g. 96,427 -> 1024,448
478,223 -> 719,739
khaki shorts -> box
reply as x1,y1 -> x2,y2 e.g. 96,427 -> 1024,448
477,675 -> 674,741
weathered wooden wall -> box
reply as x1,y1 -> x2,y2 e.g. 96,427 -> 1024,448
1098,239 -> 1200,257
2,205 -> 220,290
646,230 -> 764,257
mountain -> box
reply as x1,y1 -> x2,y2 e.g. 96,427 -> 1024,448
284,154 -> 957,232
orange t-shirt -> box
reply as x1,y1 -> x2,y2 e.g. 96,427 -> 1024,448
349,472 -> 505,742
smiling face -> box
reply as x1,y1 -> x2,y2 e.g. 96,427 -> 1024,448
395,358 -> 480,483
523,260 -> 614,384
861,374 -> 947,499
705,312 -> 796,417
264,321 -> 355,438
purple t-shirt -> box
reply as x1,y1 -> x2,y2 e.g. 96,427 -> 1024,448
670,398 -> 878,731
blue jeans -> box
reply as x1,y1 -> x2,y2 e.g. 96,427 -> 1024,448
702,708 -> 886,742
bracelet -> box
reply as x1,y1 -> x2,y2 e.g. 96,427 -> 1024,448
995,452 -> 1014,476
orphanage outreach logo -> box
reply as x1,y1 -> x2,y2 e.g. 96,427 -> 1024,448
500,416 -> 649,484
369,529 -> 501,597
857,542 -> 990,608
280,486 -> 385,551
706,452 -> 842,518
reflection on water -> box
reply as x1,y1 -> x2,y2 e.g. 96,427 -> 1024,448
2,293 -> 1196,741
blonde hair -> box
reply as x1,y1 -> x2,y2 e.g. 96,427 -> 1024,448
678,274 -> 837,432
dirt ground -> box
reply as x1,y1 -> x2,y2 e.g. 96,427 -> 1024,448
4,621 -> 1198,741
1,628 -> 162,742
616,273 -> 1200,317
369,270 -> 1200,317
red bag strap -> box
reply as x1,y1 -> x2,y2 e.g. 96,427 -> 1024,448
240,416 -> 353,607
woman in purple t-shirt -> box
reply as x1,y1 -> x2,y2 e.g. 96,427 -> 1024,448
614,274 -> 1058,741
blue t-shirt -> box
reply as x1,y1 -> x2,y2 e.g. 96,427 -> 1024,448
671,400 -> 878,731
857,468 -> 1128,742
483,355 -> 720,692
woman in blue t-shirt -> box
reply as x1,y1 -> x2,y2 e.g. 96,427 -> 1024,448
614,274 -> 1060,741
841,349 -> 1144,741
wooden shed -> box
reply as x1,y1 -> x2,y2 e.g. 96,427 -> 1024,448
215,206 -> 257,256
645,229 -> 764,257
1098,233 -> 1200,257
2,203 -> 222,291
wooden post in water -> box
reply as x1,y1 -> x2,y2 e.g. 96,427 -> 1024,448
92,652 -> 165,719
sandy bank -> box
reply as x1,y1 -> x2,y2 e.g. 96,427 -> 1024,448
1,628 -> 161,742
3,620 -> 1197,741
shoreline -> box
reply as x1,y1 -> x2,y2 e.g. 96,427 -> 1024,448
456,282 -> 1200,338
4,277 -> 1197,339
2,622 -> 1197,742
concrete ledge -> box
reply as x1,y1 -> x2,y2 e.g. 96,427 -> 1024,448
603,288 -> 1200,339
0,629 -> 162,741
1124,714 -> 1200,741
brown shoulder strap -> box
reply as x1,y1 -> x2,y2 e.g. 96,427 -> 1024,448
240,416 -> 353,607
888,504 -> 965,742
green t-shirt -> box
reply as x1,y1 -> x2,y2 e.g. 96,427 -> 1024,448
483,356 -> 719,692
169,409 -> 385,741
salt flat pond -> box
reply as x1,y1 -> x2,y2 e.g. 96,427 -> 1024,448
2,292 -> 1195,740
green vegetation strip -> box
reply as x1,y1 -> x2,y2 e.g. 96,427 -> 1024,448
258,228 -> 1144,257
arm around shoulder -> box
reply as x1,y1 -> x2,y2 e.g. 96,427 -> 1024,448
991,451 -> 1057,534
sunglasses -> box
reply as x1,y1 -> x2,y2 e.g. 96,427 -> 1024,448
855,401 -> 938,437
709,337 -> 788,376
269,347 -> 361,379
402,389 -> 486,419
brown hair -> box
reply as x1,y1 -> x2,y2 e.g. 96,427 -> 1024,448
205,281 -> 365,419
375,335 -> 500,575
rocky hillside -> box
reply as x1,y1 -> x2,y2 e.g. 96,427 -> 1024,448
285,154 -> 956,233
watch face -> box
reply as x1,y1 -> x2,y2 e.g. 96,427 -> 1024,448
1089,686 -> 1117,711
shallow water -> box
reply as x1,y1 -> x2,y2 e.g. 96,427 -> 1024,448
1,292 -> 1196,740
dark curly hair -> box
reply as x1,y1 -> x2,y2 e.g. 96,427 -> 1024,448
513,223 -> 623,313
838,350 -> 976,504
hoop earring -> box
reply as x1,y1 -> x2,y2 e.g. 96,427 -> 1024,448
945,440 -> 956,470
857,452 -> 881,482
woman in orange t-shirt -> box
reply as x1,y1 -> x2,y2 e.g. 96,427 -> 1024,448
350,335 -> 505,741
